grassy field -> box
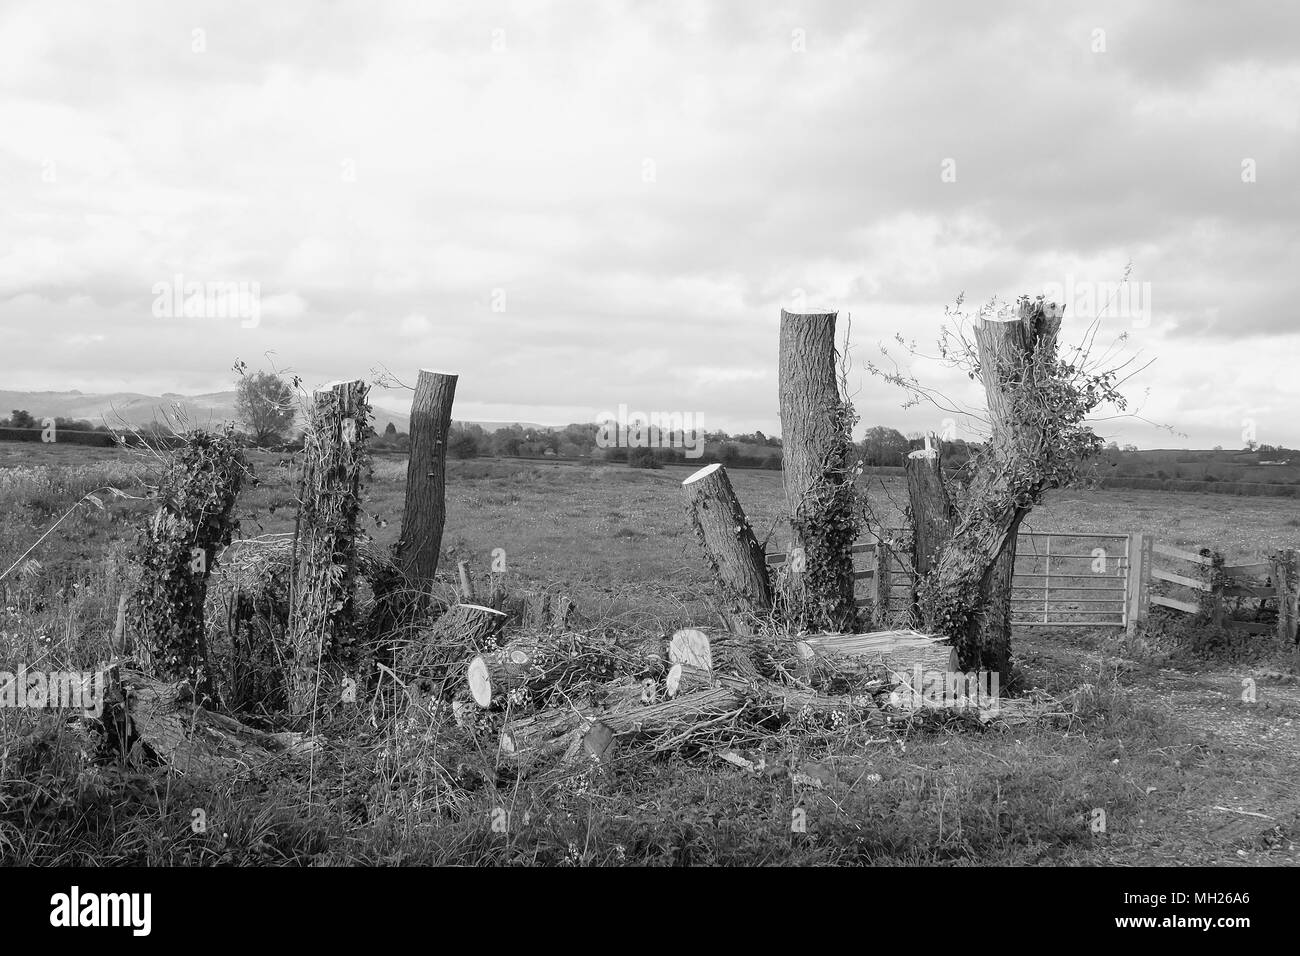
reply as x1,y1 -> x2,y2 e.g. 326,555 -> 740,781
1,442 -> 1297,866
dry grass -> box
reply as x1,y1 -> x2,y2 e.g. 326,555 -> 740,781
1,445 -> 1297,865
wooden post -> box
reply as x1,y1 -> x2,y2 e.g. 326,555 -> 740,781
905,440 -> 954,620
287,379 -> 370,712
1199,548 -> 1228,627
682,463 -> 772,634
778,309 -> 858,631
873,538 -> 893,628
395,369 -> 458,596
1125,533 -> 1151,635
457,560 -> 476,602
1273,548 -> 1299,644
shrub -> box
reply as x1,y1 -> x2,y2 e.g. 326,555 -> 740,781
448,432 -> 479,459
628,447 -> 662,469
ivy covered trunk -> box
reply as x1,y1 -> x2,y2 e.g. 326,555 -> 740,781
128,427 -> 247,704
919,300 -> 1064,682
682,463 -> 772,634
777,310 -> 859,632
286,380 -> 371,712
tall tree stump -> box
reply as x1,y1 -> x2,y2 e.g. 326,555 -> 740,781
682,463 -> 772,634
920,300 -> 1064,681
128,427 -> 247,703
905,441 -> 954,621
286,379 -> 370,712
778,309 -> 858,631
395,369 -> 458,595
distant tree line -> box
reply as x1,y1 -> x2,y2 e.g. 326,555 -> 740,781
0,410 -> 121,446
369,421 -> 786,468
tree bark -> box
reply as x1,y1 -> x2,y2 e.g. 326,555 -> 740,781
778,309 -> 857,631
286,380 -> 370,712
682,464 -> 772,633
395,369 -> 458,595
905,442 -> 955,624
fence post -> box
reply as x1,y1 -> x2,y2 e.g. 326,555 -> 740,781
873,539 -> 892,628
1199,549 -> 1228,627
287,379 -> 370,712
1273,548 -> 1299,644
1125,533 -> 1151,635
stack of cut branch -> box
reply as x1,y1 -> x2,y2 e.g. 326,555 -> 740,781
459,626 -> 966,775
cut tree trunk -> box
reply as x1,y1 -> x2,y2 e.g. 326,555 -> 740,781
422,603 -> 507,659
667,626 -> 766,682
286,380 -> 370,712
395,369 -> 457,596
905,442 -> 954,615
778,309 -> 857,631
467,637 -> 543,707
100,665 -> 319,778
682,464 -> 772,633
128,428 -> 246,703
508,589 -> 580,631
920,301 -> 1064,681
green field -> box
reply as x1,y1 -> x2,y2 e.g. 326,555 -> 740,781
1,443 -> 1298,866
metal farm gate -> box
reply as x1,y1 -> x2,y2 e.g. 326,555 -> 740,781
768,530 -> 1137,629
1010,531 -> 1131,628
766,529 -> 1297,641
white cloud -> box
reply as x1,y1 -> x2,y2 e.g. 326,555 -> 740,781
0,0 -> 1294,447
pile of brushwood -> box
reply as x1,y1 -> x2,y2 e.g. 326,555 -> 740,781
431,601 -> 1059,779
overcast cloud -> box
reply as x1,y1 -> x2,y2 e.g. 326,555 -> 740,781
1,0 -> 1296,447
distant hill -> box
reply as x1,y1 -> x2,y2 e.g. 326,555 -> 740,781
0,389 -> 553,436
1089,446 -> 1300,498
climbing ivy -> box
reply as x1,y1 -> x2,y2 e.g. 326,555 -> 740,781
127,425 -> 251,701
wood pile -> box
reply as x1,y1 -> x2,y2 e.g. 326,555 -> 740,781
445,623 -> 1034,776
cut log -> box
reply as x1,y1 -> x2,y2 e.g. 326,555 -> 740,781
395,369 -> 457,595
286,379 -> 370,712
466,637 -> 543,707
428,603 -> 507,652
403,603 -> 509,691
499,674 -> 882,770
100,664 -> 319,778
682,464 -> 772,634
801,630 -> 951,671
778,309 -> 859,631
667,628 -> 712,669
666,626 -> 767,682
666,662 -> 714,698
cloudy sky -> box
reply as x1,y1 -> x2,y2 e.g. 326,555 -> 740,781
1,0 -> 1296,448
